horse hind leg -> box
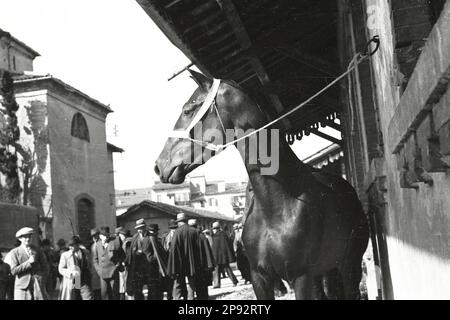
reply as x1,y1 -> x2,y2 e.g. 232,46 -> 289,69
323,268 -> 344,300
339,225 -> 369,300
293,273 -> 314,300
250,268 -> 275,300
338,261 -> 363,300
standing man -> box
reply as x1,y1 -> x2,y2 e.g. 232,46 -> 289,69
92,226 -> 125,300
233,224 -> 251,284
168,213 -> 202,300
89,229 -> 101,300
162,219 -> 177,300
40,239 -> 57,297
53,238 -> 68,292
115,227 -> 132,300
163,219 -> 177,252
9,227 -> 49,300
147,224 -> 168,300
188,219 -> 215,300
211,222 -> 238,288
58,236 -> 93,300
126,219 -> 167,300
0,254 -> 11,300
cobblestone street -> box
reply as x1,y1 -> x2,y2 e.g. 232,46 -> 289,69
209,263 -> 295,300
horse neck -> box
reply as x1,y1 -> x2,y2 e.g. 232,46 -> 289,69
231,111 -> 313,210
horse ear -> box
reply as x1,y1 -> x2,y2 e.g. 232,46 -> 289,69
188,69 -> 213,91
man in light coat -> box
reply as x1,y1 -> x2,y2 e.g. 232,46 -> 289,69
58,236 -> 93,300
9,227 -> 49,300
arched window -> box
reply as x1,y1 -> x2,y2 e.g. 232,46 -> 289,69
71,112 -> 90,142
76,197 -> 95,244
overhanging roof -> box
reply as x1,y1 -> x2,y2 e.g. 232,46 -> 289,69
136,0 -> 340,135
107,142 -> 124,153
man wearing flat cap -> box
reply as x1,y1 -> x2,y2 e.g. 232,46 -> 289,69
9,227 -> 49,300
168,213 -> 202,300
126,219 -> 168,300
92,226 -> 125,300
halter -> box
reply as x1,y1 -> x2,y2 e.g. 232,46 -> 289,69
169,78 -> 224,151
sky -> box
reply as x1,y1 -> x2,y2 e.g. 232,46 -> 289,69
0,0 -> 340,190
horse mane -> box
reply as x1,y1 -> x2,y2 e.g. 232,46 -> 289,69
222,79 -> 286,133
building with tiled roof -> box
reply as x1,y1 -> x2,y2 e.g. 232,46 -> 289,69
117,200 -> 236,237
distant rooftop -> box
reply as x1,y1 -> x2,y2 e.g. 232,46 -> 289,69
13,73 -> 113,113
152,181 -> 190,191
118,200 -> 236,222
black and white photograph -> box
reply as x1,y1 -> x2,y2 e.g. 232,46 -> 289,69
0,0 -> 449,306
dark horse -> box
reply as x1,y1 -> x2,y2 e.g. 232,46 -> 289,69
154,70 -> 369,300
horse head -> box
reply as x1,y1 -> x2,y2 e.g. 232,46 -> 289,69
154,70 -> 263,184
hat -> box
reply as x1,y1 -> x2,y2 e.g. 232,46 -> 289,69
148,224 -> 159,232
68,236 -> 81,246
176,212 -> 187,222
212,222 -> 220,230
188,219 -> 197,227
15,227 -> 34,239
57,238 -> 67,246
115,226 -> 127,235
168,219 -> 177,229
90,228 -> 100,237
135,218 -> 147,229
99,226 -> 110,236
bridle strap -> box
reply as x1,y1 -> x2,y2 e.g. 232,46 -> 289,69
170,78 -> 221,139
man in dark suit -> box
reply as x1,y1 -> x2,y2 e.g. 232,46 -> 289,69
211,222 -> 238,288
9,227 -> 49,300
168,213 -> 202,300
162,219 -> 177,300
188,219 -> 215,300
126,219 -> 167,300
92,226 -> 125,300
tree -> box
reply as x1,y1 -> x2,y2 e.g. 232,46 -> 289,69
0,70 -> 22,203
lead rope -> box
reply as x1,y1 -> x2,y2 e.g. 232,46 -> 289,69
186,36 -> 380,152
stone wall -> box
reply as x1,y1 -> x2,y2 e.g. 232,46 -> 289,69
345,0 -> 450,299
46,91 -> 116,243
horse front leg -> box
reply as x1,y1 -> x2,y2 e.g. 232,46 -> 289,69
250,268 -> 275,300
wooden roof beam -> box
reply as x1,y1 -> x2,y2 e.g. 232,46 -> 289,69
215,0 -> 291,130
273,47 -> 339,77
136,0 -> 212,77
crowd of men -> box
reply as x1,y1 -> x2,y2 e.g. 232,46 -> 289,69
0,212 -> 251,300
